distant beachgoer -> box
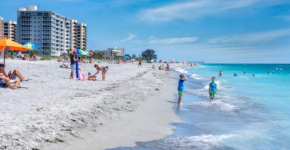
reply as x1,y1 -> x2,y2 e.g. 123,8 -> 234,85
177,74 -> 187,104
152,65 -> 155,69
10,51 -> 14,59
94,64 -> 109,81
209,76 -> 217,102
70,51 -> 78,79
58,55 -> 62,62
234,73 -> 237,77
243,70 -> 246,74
89,58 -> 92,64
0,63 -> 25,81
0,73 -> 19,89
158,65 -> 162,70
166,63 -> 170,71
138,58 -> 142,67
253,74 -> 255,77
219,71 -> 223,77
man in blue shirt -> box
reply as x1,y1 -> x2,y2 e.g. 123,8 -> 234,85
209,76 -> 217,102
178,74 -> 187,104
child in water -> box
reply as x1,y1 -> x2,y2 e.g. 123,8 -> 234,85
209,76 -> 217,102
177,74 -> 187,104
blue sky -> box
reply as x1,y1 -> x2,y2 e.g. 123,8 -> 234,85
1,0 -> 290,63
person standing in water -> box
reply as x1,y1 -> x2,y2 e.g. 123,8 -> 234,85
177,74 -> 187,104
209,76 -> 217,102
219,70 -> 223,77
243,70 -> 246,74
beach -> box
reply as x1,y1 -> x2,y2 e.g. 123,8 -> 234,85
0,59 -> 183,150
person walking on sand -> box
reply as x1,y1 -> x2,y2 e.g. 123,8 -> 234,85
138,58 -> 142,67
209,76 -> 217,102
177,74 -> 187,104
70,51 -> 78,79
94,64 -> 109,81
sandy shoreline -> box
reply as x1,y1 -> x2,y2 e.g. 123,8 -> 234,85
0,59 -> 183,150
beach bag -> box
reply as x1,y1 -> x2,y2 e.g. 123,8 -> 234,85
89,75 -> 97,81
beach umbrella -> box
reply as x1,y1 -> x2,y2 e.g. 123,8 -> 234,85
23,42 -> 39,50
0,37 -> 29,64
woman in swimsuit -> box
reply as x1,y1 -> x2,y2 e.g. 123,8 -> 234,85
94,64 -> 109,81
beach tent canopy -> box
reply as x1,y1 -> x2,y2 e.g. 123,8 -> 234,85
0,37 -> 29,64
23,42 -> 39,50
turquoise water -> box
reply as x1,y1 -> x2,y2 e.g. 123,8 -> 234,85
110,64 -> 290,150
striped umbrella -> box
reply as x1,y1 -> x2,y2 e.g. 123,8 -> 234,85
23,42 -> 39,50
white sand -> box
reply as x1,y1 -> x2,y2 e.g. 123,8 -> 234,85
0,59 -> 183,150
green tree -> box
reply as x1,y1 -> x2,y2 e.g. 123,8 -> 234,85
141,49 -> 157,63
132,54 -> 136,59
93,51 -> 104,59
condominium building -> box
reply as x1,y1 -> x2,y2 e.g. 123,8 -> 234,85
0,17 -> 3,38
71,19 -> 77,49
70,20 -> 87,50
17,6 -> 72,56
77,23 -> 86,50
4,21 -> 17,41
0,17 -> 17,41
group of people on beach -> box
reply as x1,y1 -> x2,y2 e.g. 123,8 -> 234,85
68,51 -> 109,81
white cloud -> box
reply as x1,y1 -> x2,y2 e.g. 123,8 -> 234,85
149,37 -> 198,44
140,0 -> 287,22
118,34 -> 137,43
208,29 -> 290,44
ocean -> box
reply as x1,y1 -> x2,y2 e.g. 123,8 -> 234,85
110,64 -> 290,150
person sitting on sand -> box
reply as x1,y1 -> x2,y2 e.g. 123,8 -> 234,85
152,65 -> 155,69
159,65 -> 162,70
94,64 -> 109,81
0,63 -> 25,81
0,73 -> 20,89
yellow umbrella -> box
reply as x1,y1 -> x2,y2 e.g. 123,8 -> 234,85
0,37 -> 29,64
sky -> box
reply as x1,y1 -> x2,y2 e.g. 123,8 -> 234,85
0,0 -> 290,63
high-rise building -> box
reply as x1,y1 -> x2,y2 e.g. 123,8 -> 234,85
71,19 -> 77,50
71,20 -> 87,50
77,23 -> 86,50
4,21 -> 17,41
0,17 -> 17,41
17,6 -> 72,56
0,17 -> 4,38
